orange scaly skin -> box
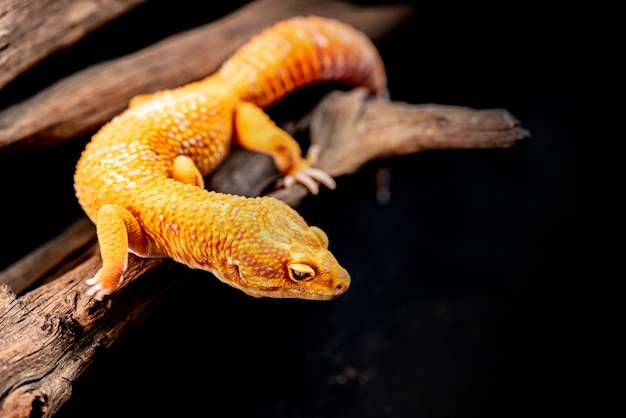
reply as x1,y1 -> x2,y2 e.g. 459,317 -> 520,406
74,16 -> 387,301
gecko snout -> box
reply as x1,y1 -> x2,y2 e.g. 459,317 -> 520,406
285,249 -> 351,300
331,264 -> 350,295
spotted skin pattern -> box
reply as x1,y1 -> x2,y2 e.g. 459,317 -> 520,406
74,16 -> 387,301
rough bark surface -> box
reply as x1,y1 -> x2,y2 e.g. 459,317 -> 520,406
0,0 -> 147,89
0,0 -> 415,158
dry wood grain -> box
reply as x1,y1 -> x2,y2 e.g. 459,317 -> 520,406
0,0 -> 146,90
0,218 -> 96,295
0,0 -> 415,158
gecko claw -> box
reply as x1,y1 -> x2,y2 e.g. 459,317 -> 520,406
303,167 -> 336,190
85,282 -> 109,301
85,271 -> 118,301
282,167 -> 336,195
294,171 -> 320,195
282,175 -> 296,189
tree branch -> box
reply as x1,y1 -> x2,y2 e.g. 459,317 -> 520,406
0,0 -> 415,158
0,0 -> 147,90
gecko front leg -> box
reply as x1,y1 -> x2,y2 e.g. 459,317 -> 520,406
233,101 -> 336,194
86,204 -> 148,300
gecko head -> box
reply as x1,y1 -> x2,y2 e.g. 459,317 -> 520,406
226,197 -> 351,300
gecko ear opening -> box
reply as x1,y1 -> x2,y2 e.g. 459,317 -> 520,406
288,263 -> 315,282
310,226 -> 329,248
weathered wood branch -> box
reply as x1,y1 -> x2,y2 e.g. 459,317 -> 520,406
0,0 -> 147,90
0,218 -> 96,295
0,85 -> 529,417
249,89 -> 530,205
0,0 -> 416,158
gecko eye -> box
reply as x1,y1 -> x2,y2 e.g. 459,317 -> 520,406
288,263 -> 315,282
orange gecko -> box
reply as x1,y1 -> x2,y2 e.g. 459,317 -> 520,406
74,16 -> 387,301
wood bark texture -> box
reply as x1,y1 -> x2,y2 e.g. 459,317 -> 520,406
0,0 -> 415,158
0,0 -> 147,90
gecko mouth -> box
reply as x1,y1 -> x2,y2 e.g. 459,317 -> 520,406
231,265 -> 349,300
251,283 -> 349,300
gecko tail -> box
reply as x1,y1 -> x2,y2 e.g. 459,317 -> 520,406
218,15 -> 388,107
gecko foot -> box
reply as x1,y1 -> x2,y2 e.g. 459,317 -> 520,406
85,271 -> 120,301
282,167 -> 336,195
279,145 -> 336,194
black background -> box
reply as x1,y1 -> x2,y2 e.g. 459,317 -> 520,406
1,1 -> 607,417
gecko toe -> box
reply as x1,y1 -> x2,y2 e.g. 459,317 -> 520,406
282,167 -> 336,195
86,283 -> 112,301
294,171 -> 320,195
93,288 -> 110,301
86,282 -> 102,296
282,176 -> 296,188
85,269 -> 116,301
304,167 -> 336,190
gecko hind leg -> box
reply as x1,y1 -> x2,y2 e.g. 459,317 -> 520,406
86,204 -> 148,301
172,155 -> 205,188
234,101 -> 336,195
